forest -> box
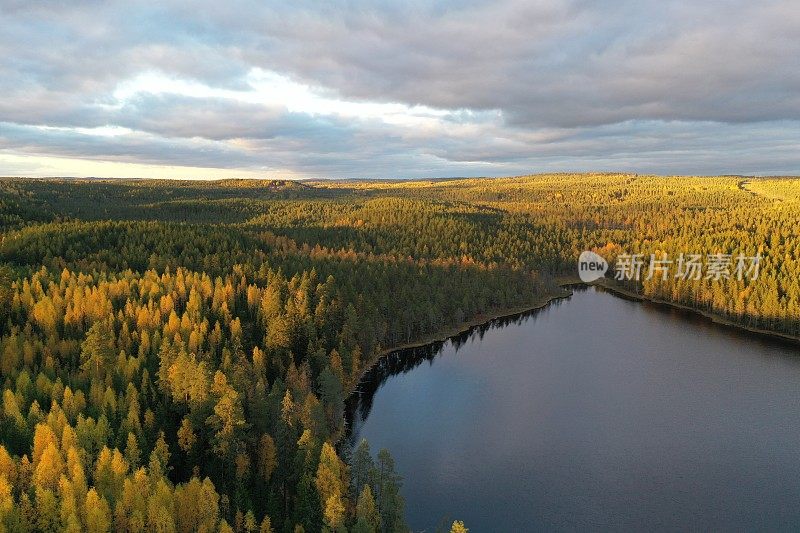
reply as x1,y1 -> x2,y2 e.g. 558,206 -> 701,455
0,173 -> 797,532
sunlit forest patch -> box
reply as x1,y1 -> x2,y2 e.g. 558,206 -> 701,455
0,173 -> 797,531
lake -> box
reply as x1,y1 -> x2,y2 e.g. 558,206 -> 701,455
345,286 -> 800,531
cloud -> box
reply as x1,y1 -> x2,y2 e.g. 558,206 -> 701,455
0,0 -> 798,177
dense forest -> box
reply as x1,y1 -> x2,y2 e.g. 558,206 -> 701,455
0,173 -> 797,532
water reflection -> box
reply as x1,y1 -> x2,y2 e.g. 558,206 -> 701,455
345,289 -> 573,445
343,286 -> 800,531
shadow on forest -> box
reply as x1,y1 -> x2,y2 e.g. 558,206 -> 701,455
250,207 -> 508,260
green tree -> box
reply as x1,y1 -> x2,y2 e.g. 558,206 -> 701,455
374,449 -> 405,533
350,439 -> 374,502
353,485 -> 380,533
80,321 -> 116,379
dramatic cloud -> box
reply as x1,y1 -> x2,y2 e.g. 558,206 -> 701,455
0,0 -> 798,178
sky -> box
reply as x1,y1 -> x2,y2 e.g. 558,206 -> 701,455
1,0 -> 798,179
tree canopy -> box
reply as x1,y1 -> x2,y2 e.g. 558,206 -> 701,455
0,173 -> 796,531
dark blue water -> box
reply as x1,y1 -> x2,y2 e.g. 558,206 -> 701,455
346,286 -> 800,531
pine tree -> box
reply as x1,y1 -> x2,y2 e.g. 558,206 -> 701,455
354,485 -> 380,533
80,321 -> 116,379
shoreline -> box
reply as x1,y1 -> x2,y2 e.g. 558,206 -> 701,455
340,275 -> 799,444
592,278 -> 800,345
343,280 -> 575,397
337,280 -> 575,445
348,274 -> 800,401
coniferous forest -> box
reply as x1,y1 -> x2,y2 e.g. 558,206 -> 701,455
0,173 -> 797,532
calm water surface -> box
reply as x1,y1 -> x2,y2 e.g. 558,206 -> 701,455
346,287 -> 800,531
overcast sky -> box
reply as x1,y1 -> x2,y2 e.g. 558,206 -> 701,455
1,0 -> 798,179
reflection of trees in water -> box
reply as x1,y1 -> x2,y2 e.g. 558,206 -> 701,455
343,289 -> 577,449
594,284 -> 800,349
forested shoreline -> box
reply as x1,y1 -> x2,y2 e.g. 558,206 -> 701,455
0,174 -> 797,532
